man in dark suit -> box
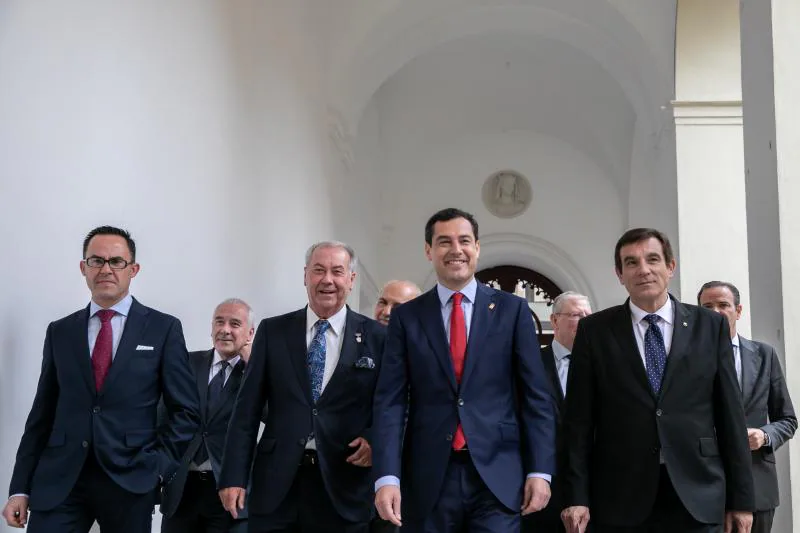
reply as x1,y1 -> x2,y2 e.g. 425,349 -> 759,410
561,228 -> 755,533
524,291 -> 592,533
698,281 -> 797,533
2,225 -> 200,533
219,241 -> 386,533
373,207 -> 556,533
161,298 -> 256,533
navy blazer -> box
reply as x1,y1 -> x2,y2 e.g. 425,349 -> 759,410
219,306 -> 386,523
372,283 -> 556,521
8,298 -> 201,511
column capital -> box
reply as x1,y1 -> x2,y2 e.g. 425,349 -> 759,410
672,100 -> 743,125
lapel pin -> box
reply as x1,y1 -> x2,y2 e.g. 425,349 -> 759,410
682,321 -> 688,327
355,332 -> 362,343
489,303 -> 495,310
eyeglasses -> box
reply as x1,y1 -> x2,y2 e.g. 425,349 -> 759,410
84,256 -> 133,270
554,312 -> 587,320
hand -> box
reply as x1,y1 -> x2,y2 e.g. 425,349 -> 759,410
346,437 -> 372,467
521,477 -> 550,515
725,510 -> 753,533
747,428 -> 766,451
240,340 -> 252,363
375,485 -> 402,526
219,487 -> 246,520
2,496 -> 29,528
561,505 -> 590,533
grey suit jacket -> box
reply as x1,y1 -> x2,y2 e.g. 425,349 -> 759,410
739,336 -> 797,511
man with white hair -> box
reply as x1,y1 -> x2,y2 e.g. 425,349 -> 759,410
524,291 -> 592,533
374,280 -> 421,326
219,241 -> 386,533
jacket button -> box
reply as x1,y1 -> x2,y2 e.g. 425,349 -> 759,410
298,438 -> 306,446
82,441 -> 89,448
202,432 -> 209,438
446,434 -> 453,441
312,409 -> 318,416
92,406 -> 100,414
656,409 -> 663,417
457,399 -> 464,407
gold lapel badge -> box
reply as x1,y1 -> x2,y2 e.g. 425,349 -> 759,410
355,332 -> 362,343
682,321 -> 688,327
489,303 -> 495,310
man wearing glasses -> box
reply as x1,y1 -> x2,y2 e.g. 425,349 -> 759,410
524,291 -> 592,533
2,225 -> 200,533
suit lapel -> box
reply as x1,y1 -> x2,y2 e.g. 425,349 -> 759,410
541,346 -> 565,407
100,298 -> 148,396
75,306 -> 96,395
418,288 -> 457,392
209,360 -> 244,421
196,350 -> 213,418
318,308 -> 361,404
461,283 -> 495,388
610,302 -> 654,400
286,308 -> 313,405
659,297 -> 691,399
739,337 -> 760,405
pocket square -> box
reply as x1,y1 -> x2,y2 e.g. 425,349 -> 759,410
136,345 -> 154,351
354,356 -> 375,370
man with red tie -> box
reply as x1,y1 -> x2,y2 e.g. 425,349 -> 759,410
372,208 -> 556,533
2,226 -> 199,532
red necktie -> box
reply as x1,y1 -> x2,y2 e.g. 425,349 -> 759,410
450,292 -> 467,450
92,309 -> 115,391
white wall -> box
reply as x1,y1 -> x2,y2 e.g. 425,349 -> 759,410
0,2 -> 332,531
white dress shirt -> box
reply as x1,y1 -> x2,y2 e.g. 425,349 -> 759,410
305,304 -> 347,450
88,293 -> 133,359
629,297 -> 674,368
732,334 -> 742,389
551,339 -> 571,397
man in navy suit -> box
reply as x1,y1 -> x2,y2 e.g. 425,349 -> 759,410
219,241 -> 386,533
161,298 -> 256,533
373,208 -> 556,533
2,225 -> 200,533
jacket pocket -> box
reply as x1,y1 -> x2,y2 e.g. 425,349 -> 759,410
47,430 -> 65,447
125,430 -> 156,447
699,437 -> 719,457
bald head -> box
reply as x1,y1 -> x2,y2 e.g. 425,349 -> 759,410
374,280 -> 421,325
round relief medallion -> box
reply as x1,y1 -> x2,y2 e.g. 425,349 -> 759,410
482,170 -> 531,219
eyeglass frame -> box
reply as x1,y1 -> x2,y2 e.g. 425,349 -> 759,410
83,256 -> 135,270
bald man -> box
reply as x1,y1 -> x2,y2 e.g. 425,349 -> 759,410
374,281 -> 421,326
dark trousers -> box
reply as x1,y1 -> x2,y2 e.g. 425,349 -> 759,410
523,507 -> 566,533
27,452 -> 155,533
248,451 -> 369,533
751,509 -> 775,533
403,450 -> 520,533
593,467 -> 721,533
370,517 -> 399,533
161,471 -> 240,533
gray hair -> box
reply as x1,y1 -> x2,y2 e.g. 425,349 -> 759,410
552,291 -> 591,314
305,240 -> 358,272
380,280 -> 422,298
215,298 -> 255,327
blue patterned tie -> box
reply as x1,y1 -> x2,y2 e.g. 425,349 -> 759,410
307,320 -> 330,403
643,314 -> 667,394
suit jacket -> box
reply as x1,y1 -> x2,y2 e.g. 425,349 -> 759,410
372,283 -> 556,521
739,336 -> 797,511
562,296 -> 755,526
8,298 -> 200,511
219,306 -> 386,523
160,349 -> 247,518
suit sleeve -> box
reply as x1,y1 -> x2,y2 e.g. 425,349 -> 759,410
219,318 -> 270,489
713,317 -> 755,511
561,320 -> 594,508
158,318 -> 201,479
371,312 -> 409,482
8,324 -> 59,496
514,298 -> 556,477
762,345 -> 797,450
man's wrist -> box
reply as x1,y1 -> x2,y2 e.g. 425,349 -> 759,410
763,430 -> 771,447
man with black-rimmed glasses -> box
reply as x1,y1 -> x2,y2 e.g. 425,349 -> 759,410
2,225 -> 199,533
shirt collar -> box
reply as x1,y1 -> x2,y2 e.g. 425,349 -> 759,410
212,349 -> 241,369
90,293 -> 133,318
629,296 -> 673,326
551,339 -> 571,361
436,278 -> 478,308
732,334 -> 740,349
306,304 -> 348,337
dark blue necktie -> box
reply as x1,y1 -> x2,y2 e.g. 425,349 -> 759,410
193,360 -> 230,465
643,314 -> 667,394
307,320 -> 330,403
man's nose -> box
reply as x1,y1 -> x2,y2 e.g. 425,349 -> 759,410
99,261 -> 113,273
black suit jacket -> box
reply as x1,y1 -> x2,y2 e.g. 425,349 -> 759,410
9,298 -> 200,511
562,296 -> 755,526
160,349 -> 246,518
739,336 -> 797,511
219,306 -> 386,523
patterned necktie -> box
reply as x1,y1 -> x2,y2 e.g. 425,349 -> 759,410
643,314 -> 667,394
194,360 -> 230,465
307,320 -> 330,403
92,309 -> 116,391
450,292 -> 467,450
